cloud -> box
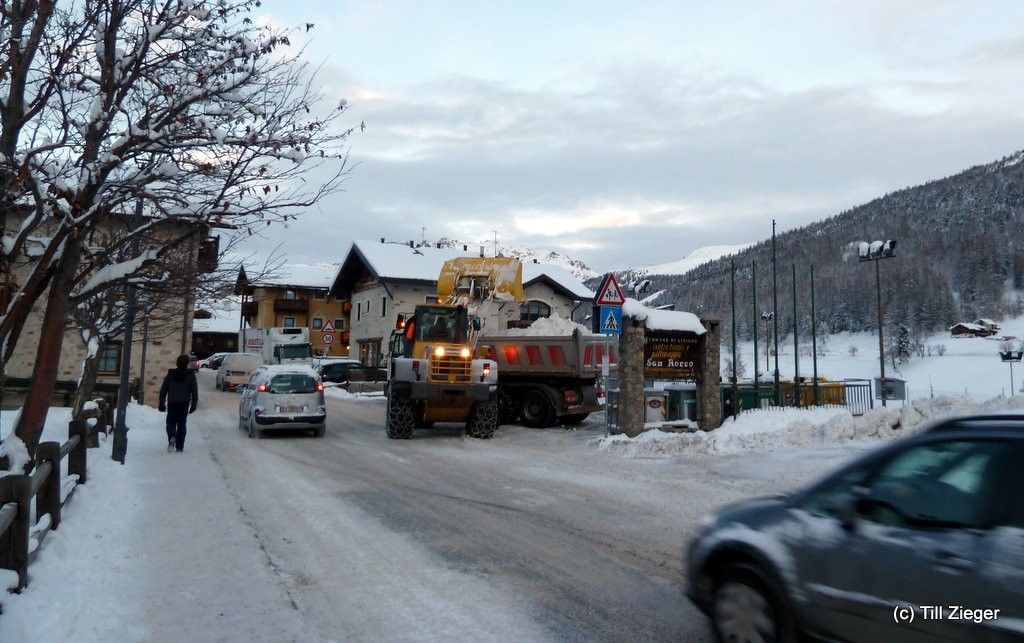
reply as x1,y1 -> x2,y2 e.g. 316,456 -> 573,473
236,22 -> 1024,273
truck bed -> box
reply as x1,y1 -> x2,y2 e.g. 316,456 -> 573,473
480,333 -> 617,379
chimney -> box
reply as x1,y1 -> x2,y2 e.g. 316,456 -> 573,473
463,244 -> 467,251
408,240 -> 414,248
479,245 -> 484,257
380,237 -> 385,244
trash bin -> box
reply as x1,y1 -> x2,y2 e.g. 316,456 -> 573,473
644,389 -> 668,423
665,384 -> 698,421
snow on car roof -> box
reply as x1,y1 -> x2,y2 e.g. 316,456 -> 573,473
255,364 -> 319,376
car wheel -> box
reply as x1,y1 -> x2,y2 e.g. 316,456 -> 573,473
247,414 -> 258,439
313,424 -> 326,438
711,563 -> 796,643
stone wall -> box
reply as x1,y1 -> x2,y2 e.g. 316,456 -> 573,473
698,318 -> 722,430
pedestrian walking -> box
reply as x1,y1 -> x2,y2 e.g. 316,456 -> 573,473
159,354 -> 198,452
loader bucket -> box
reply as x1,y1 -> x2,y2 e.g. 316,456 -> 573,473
437,257 -> 524,303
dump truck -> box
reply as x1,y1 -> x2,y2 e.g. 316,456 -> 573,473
480,329 -> 617,427
385,256 -> 524,439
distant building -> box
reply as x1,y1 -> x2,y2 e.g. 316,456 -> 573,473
328,239 -> 594,367
973,318 -> 1000,333
233,263 -> 351,358
949,322 -> 998,338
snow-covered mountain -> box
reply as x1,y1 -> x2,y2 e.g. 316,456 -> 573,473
624,243 -> 754,277
430,238 -> 601,281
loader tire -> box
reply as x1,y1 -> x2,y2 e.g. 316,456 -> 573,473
386,397 -> 415,439
466,400 -> 498,439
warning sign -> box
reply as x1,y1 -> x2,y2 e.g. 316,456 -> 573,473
594,273 -> 625,307
321,320 -> 336,333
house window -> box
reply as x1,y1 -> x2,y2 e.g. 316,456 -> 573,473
313,290 -> 327,301
334,318 -> 345,330
285,290 -> 296,300
519,301 -> 551,322
356,301 -> 362,322
312,318 -> 324,330
425,294 -> 439,304
381,296 -> 387,318
97,342 -> 122,374
283,317 -> 295,327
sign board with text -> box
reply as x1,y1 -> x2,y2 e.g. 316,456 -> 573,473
644,331 -> 701,380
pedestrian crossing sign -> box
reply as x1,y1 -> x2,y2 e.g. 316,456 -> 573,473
598,306 -> 622,335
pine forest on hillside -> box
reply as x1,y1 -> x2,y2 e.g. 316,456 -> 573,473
608,151 -> 1024,346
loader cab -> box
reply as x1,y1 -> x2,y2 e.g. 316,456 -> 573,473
412,305 -> 472,344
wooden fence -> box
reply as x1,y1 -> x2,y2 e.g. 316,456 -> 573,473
0,399 -> 111,592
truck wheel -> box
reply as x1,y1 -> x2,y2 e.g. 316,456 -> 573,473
497,389 -> 518,424
466,400 -> 498,439
559,413 -> 590,425
519,389 -> 554,428
386,397 -> 415,439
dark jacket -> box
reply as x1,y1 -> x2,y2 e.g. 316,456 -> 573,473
159,367 -> 198,407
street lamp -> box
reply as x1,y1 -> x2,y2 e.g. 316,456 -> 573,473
856,239 -> 896,407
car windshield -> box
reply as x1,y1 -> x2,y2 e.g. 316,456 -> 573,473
268,374 -> 318,394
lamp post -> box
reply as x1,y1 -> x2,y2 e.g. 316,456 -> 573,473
857,239 -> 896,407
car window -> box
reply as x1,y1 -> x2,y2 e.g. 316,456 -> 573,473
798,465 -> 875,519
268,374 -> 318,394
859,439 -> 1010,530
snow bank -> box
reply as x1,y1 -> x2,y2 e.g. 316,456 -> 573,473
593,395 -> 1024,458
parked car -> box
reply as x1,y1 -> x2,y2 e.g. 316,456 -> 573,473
188,353 -> 200,370
686,414 -> 1024,643
314,358 -> 363,385
203,352 -> 229,370
215,352 -> 264,391
238,365 -> 326,438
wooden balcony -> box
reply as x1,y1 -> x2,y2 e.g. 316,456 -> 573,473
241,301 -> 258,318
274,298 -> 308,314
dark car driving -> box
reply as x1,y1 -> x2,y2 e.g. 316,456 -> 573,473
685,414 -> 1024,643
315,358 -> 362,385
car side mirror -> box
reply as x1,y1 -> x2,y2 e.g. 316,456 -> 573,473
833,486 -> 869,532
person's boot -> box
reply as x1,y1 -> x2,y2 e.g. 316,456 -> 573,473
167,438 -> 174,453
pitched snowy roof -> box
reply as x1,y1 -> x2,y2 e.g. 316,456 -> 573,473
330,240 -> 594,300
622,298 -> 706,334
522,261 -> 594,300
193,301 -> 242,334
250,263 -> 340,290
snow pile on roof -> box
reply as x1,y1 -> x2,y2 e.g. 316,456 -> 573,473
621,298 -> 705,334
255,263 -> 339,289
489,315 -> 592,336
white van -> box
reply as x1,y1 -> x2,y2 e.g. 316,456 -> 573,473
216,353 -> 265,391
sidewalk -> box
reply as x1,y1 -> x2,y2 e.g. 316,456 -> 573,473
0,404 -> 307,643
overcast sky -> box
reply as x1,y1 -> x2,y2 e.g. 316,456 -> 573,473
243,0 -> 1024,273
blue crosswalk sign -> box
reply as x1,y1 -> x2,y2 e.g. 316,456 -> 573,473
600,306 -> 622,335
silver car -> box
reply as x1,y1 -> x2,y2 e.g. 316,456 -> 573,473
238,365 -> 327,438
686,414 -> 1024,642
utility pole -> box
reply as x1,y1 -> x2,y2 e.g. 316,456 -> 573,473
113,197 -> 143,464
752,261 -> 759,393
771,220 -> 780,405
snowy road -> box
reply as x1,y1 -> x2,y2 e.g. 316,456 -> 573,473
199,372 -> 861,642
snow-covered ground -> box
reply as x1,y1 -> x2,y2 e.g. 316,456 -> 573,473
1,319 -> 1023,640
